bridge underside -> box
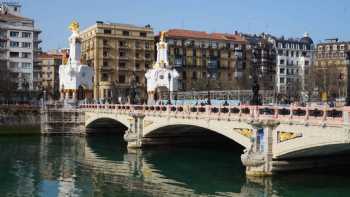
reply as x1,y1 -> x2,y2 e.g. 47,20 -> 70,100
276,143 -> 350,160
85,118 -> 128,134
142,125 -> 245,149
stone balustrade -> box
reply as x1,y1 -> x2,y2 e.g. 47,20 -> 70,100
80,104 -> 345,127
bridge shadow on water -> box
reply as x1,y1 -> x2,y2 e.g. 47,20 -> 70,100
2,135 -> 350,196
83,119 -> 350,196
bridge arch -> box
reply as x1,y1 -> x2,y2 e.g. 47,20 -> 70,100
85,113 -> 130,134
143,120 -> 252,148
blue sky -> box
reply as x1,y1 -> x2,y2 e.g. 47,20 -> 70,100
20,0 -> 350,50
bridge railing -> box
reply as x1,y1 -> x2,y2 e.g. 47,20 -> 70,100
79,104 -> 345,126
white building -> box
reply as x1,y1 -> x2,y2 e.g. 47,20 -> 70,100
0,2 -> 41,91
59,21 -> 93,104
269,33 -> 314,97
145,31 -> 179,105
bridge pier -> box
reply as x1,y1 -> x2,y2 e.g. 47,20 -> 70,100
124,112 -> 145,149
241,120 -> 279,177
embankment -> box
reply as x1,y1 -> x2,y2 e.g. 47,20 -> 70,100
0,105 -> 40,134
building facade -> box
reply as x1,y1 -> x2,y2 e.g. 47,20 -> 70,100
0,2 -> 41,91
159,29 -> 246,91
37,52 -> 62,99
242,33 -> 276,91
315,39 -> 350,98
80,22 -> 155,102
269,33 -> 314,97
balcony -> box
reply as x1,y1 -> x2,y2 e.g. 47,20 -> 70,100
0,46 -> 8,51
0,35 -> 7,41
134,45 -> 145,50
99,66 -> 114,71
118,56 -> 129,60
34,38 -> 42,43
119,45 -> 130,49
134,57 -> 145,61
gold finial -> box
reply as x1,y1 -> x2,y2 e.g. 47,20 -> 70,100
69,20 -> 80,33
160,31 -> 166,42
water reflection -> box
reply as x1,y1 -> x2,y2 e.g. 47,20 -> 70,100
1,135 -> 350,196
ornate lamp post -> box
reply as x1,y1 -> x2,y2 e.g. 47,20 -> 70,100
167,72 -> 171,105
345,51 -> 350,106
250,55 -> 262,106
207,73 -> 211,105
130,72 -> 137,105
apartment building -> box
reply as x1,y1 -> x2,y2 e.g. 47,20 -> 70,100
159,29 -> 246,91
80,21 -> 154,101
37,52 -> 62,99
269,33 -> 314,96
0,2 -> 41,91
242,33 -> 276,91
315,39 -> 350,97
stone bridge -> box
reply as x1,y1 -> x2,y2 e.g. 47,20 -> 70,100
80,104 -> 350,176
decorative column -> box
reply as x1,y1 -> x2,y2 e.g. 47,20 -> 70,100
72,90 -> 77,102
241,120 -> 279,176
124,112 -> 145,149
60,91 -> 65,101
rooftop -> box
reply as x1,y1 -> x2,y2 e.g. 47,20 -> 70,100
164,29 -> 246,42
38,52 -> 62,59
0,12 -> 31,21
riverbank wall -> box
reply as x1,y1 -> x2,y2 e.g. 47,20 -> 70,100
0,105 -> 40,134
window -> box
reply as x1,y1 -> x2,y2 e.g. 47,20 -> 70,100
119,41 -> 127,47
280,68 -> 285,74
119,62 -> 126,67
22,52 -> 31,58
145,53 -> 150,59
10,41 -> 19,47
192,71 -> 197,80
140,32 -> 146,37
104,29 -> 111,34
280,77 -> 285,83
145,64 -> 150,68
305,61 -> 309,66
10,31 -> 19,37
135,63 -> 140,69
135,41 -> 141,48
119,51 -> 126,57
103,39 -> 108,46
279,59 -> 285,65
10,52 -> 19,57
0,42 -> 6,48
101,73 -> 108,81
22,32 -> 31,38
22,42 -> 31,48
118,75 -> 126,83
22,62 -> 31,69
122,31 -> 129,36
10,62 -> 19,69
103,61 -> 108,67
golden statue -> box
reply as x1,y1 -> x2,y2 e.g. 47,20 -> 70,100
160,31 -> 166,42
69,20 -> 80,32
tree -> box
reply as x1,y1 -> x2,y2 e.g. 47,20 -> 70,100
0,64 -> 17,103
305,65 -> 345,102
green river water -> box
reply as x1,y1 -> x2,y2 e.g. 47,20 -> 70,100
0,133 -> 350,197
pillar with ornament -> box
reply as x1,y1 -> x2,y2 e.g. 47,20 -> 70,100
145,31 -> 179,105
58,21 -> 94,105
